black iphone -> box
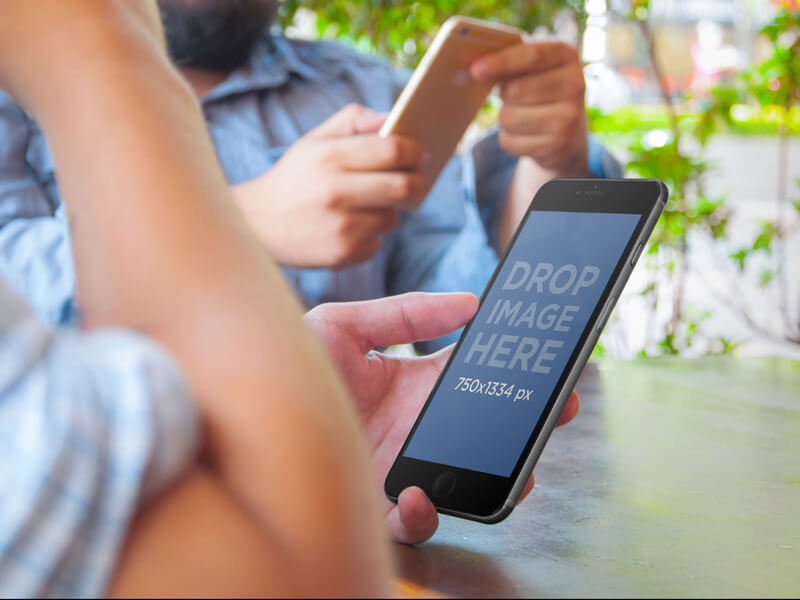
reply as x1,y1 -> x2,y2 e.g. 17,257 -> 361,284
385,178 -> 667,523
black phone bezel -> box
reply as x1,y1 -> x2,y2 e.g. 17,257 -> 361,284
384,179 -> 666,521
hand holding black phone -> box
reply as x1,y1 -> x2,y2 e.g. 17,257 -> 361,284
385,178 -> 667,523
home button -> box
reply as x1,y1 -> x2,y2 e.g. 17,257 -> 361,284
432,472 -> 457,498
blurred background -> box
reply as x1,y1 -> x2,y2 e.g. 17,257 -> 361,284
279,0 -> 800,361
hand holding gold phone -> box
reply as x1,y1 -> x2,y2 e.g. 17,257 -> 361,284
379,16 -> 524,187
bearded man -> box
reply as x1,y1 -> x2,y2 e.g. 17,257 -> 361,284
0,0 -> 621,351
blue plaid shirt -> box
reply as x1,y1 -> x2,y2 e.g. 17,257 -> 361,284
0,35 -> 621,352
0,281 -> 198,597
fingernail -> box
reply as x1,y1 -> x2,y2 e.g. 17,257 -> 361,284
471,60 -> 492,80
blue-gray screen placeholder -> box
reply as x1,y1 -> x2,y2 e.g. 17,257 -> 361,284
404,210 -> 641,477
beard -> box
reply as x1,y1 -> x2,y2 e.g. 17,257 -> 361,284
158,0 -> 277,73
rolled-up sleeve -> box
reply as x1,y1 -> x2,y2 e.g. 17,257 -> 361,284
0,211 -> 75,325
0,283 -> 199,598
0,93 -> 75,325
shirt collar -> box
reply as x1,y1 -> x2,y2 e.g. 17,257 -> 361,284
201,34 -> 328,103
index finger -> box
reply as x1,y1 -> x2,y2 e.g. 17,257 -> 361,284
331,134 -> 427,172
306,292 -> 478,353
471,40 -> 579,82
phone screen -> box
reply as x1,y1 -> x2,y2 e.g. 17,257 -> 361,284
402,209 -> 641,477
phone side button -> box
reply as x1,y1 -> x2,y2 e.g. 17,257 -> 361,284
630,242 -> 644,266
432,472 -> 457,498
596,297 -> 617,333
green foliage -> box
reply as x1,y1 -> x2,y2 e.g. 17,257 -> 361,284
621,0 -> 651,22
590,341 -> 607,359
279,0 -> 800,351
279,0 -> 585,67
694,86 -> 742,145
642,309 -> 713,357
589,104 -> 800,140
719,7 -> 800,344
751,8 -> 800,109
613,22 -> 732,354
729,221 -> 781,271
607,3 -> 800,353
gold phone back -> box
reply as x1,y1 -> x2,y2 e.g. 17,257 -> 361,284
383,18 -> 522,186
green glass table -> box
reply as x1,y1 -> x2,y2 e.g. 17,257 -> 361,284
395,358 -> 800,598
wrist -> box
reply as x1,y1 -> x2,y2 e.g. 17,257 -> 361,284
517,145 -> 591,182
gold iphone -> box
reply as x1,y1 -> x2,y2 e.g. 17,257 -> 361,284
379,16 -> 524,186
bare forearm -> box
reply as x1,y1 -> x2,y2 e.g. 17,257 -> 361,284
9,7 -> 389,593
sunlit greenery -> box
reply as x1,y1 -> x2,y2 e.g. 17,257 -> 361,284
278,0 -> 800,354
279,0 -> 586,67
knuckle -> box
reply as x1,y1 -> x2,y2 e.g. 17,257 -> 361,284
384,137 -> 405,164
332,236 -> 356,263
503,80 -> 524,103
564,71 -> 586,98
525,43 -> 539,65
498,131 -> 519,155
551,138 -> 573,164
573,74 -> 587,97
342,102 -> 364,118
407,140 -> 424,163
559,104 -> 582,130
562,44 -> 580,64
323,187 -> 344,208
557,78 -> 579,100
410,175 -> 427,201
571,102 -> 586,121
554,124 -> 573,147
498,108 -> 519,131
315,143 -> 338,166
386,209 -> 400,230
394,175 -> 415,199
552,137 -> 570,159
568,117 -> 584,142
333,212 -> 353,235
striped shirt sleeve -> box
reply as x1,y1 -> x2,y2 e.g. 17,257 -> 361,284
0,282 -> 199,598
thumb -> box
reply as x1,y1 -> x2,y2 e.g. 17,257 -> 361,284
385,486 -> 439,544
307,103 -> 386,140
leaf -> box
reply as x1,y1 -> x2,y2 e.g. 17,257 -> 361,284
591,342 -> 607,359
760,268 -> 776,287
639,282 -> 656,296
730,248 -> 749,271
657,333 -> 680,356
752,221 -> 779,254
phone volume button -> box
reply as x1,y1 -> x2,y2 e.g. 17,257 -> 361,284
596,297 -> 617,333
630,243 -> 644,266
